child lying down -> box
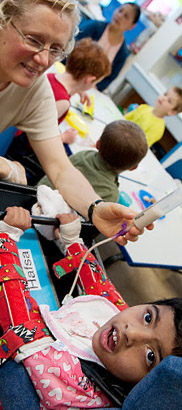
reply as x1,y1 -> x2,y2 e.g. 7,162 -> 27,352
0,194 -> 182,409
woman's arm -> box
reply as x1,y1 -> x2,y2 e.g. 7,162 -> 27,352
30,135 -> 100,215
29,136 -> 153,245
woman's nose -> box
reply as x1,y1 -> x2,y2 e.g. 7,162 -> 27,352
33,49 -> 50,68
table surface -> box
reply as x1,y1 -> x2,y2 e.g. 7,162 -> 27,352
59,88 -> 122,154
118,151 -> 182,269
61,87 -> 182,269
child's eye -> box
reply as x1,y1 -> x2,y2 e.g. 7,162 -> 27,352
144,311 -> 152,324
146,348 -> 155,367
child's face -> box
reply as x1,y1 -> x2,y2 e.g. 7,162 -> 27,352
155,88 -> 179,116
92,304 -> 175,384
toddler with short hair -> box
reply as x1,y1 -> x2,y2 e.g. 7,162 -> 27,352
38,119 -> 148,203
125,86 -> 182,147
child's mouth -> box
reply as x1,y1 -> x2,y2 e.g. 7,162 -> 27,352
107,327 -> 118,351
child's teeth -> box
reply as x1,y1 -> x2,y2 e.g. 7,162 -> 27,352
113,329 -> 117,344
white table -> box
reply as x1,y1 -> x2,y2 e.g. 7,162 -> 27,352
61,88 -> 182,269
59,88 -> 123,154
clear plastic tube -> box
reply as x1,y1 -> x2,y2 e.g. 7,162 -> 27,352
133,185 -> 182,230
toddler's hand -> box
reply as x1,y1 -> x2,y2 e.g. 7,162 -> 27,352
54,213 -> 78,239
55,213 -> 83,251
79,92 -> 91,107
4,206 -> 31,231
61,128 -> 78,144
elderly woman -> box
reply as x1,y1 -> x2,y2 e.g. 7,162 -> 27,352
0,0 -> 147,245
76,2 -> 141,91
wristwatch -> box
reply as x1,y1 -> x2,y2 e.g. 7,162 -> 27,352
88,199 -> 104,224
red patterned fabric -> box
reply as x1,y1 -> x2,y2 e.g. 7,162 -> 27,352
53,243 -> 128,311
0,234 -> 50,364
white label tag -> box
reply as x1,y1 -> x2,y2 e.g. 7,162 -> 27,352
18,249 -> 41,290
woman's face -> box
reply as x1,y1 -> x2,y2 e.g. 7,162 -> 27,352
92,304 -> 175,384
112,4 -> 136,32
0,4 -> 73,88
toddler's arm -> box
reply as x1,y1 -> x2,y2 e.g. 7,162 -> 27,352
79,91 -> 91,107
56,98 -> 70,120
55,213 -> 83,252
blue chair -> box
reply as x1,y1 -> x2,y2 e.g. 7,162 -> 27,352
160,142 -> 182,180
0,127 -> 17,156
122,356 -> 182,410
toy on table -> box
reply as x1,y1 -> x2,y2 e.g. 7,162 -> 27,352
65,110 -> 89,138
139,189 -> 166,220
76,93 -> 95,119
139,189 -> 156,208
132,191 -> 145,210
54,61 -> 65,74
118,191 -> 132,207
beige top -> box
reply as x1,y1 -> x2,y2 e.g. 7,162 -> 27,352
98,25 -> 122,63
0,75 -> 59,141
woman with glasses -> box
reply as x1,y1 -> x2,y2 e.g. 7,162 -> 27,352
0,0 -> 147,244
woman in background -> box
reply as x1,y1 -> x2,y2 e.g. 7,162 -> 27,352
76,2 -> 140,91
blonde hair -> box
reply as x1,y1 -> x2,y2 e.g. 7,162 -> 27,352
0,0 -> 80,53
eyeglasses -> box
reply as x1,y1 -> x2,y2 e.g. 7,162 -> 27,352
11,21 -> 67,61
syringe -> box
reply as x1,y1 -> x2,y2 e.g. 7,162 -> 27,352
62,185 -> 182,304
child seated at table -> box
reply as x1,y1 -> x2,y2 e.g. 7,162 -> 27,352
38,119 -> 148,203
124,86 -> 182,148
0,203 -> 182,410
47,37 -> 111,143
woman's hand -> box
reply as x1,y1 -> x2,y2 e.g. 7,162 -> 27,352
92,202 -> 154,246
4,207 -> 31,231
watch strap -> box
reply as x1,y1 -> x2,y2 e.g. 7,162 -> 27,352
88,199 -> 104,224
